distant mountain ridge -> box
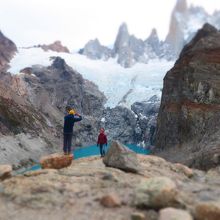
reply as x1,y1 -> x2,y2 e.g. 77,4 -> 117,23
79,0 -> 220,68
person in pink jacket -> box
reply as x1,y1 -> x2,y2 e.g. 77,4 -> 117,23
97,128 -> 107,157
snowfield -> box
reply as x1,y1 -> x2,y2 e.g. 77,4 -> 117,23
9,48 -> 174,108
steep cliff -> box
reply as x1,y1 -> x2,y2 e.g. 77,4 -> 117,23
0,31 -> 17,71
155,23 -> 220,170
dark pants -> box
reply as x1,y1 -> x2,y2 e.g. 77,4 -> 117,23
63,133 -> 73,153
99,144 -> 105,156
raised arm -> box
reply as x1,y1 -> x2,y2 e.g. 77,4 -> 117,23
73,114 -> 82,122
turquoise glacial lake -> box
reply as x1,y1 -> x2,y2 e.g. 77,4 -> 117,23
24,144 -> 150,172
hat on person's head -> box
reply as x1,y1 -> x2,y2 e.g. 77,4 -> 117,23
69,109 -> 75,115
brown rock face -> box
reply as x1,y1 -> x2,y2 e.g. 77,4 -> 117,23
155,23 -> 220,170
40,153 -> 73,169
40,41 -> 70,53
0,31 -> 17,71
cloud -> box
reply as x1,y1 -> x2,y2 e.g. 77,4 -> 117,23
0,0 -> 219,50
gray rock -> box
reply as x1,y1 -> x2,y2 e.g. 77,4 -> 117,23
133,177 -> 178,208
103,140 -> 142,173
131,95 -> 160,146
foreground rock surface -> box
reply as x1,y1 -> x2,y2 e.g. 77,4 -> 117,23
103,140 -> 141,173
0,165 -> 12,180
0,155 -> 220,220
40,153 -> 73,169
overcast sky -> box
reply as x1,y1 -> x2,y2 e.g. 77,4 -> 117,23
0,0 -> 219,50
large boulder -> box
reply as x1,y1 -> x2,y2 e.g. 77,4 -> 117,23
103,140 -> 141,173
40,153 -> 73,169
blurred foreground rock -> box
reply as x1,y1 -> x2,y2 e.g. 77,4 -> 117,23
40,153 -> 73,169
0,155 -> 220,220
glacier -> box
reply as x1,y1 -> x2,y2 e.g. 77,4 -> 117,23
9,48 -> 174,108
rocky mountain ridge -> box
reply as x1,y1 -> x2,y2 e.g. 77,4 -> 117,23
79,23 -> 165,68
22,41 -> 70,53
79,0 -> 220,68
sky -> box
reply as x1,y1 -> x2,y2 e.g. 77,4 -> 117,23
0,0 -> 220,50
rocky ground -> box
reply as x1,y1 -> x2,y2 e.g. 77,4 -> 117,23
0,142 -> 220,220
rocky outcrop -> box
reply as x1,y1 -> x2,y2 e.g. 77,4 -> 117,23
40,153 -> 73,169
131,95 -> 160,146
38,41 -> 70,53
100,96 -> 160,146
103,140 -> 142,173
0,31 -> 17,71
155,23 -> 220,170
101,106 -> 137,144
0,154 -> 220,219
